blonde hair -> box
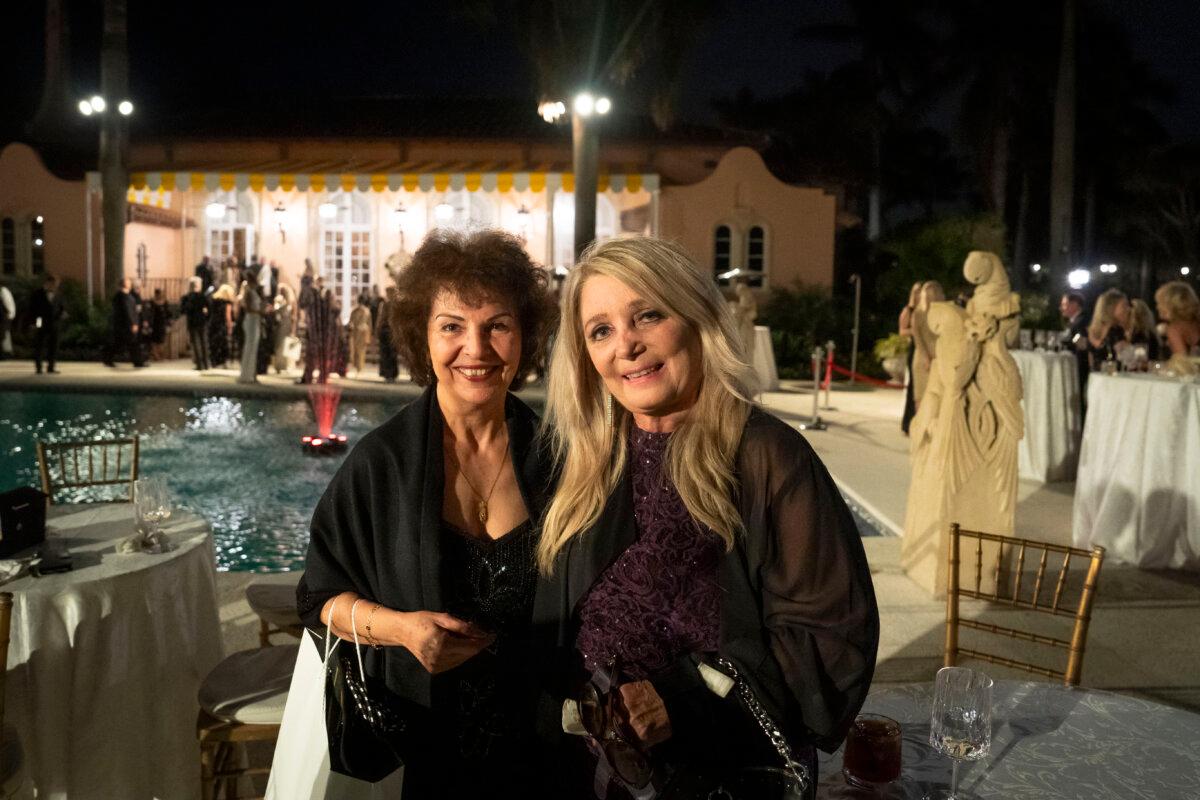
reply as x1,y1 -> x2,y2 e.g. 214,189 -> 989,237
1155,281 -> 1200,324
1088,288 -> 1128,342
537,237 -> 757,574
211,284 -> 235,302
1127,299 -> 1156,340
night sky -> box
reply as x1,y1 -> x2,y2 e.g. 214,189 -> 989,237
1,0 -> 1198,141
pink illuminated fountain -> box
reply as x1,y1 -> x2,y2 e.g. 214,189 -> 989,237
302,385 -> 347,455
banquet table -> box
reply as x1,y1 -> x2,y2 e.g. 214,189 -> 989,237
1072,373 -> 1200,569
2,504 -> 224,800
1011,350 -> 1081,483
816,681 -> 1200,799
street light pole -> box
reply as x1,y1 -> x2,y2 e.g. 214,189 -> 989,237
99,0 -> 129,300
849,273 -> 862,385
572,112 -> 599,262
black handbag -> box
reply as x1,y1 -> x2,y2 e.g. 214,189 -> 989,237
319,599 -> 406,786
0,487 -> 47,558
663,657 -> 813,800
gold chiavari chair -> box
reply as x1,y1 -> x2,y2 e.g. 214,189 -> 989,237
36,436 -> 140,504
945,523 -> 1105,687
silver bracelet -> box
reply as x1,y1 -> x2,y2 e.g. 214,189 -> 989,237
713,657 -> 811,791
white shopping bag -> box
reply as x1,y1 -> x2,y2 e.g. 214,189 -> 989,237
265,629 -> 404,800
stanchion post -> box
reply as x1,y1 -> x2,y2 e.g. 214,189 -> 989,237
849,274 -> 862,385
823,339 -> 836,410
798,345 -> 828,431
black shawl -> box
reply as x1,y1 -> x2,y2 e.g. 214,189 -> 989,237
531,409 -> 879,754
296,385 -> 553,708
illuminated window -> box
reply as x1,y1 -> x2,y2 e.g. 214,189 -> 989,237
744,225 -> 766,288
713,225 -> 732,275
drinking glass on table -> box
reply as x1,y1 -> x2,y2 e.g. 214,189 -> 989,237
843,713 -> 902,789
134,477 -> 171,537
927,667 -> 992,800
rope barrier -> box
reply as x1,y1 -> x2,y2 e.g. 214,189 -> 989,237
827,362 -> 904,389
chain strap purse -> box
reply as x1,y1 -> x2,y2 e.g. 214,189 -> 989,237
677,657 -> 813,800
320,597 -> 407,786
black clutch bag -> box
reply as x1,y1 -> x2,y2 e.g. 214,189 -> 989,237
0,487 -> 47,558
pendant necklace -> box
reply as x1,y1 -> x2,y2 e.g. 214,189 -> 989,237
449,445 -> 509,524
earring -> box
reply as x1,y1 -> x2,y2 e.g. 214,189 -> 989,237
605,392 -> 613,428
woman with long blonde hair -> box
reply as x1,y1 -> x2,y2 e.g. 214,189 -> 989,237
1155,280 -> 1200,357
533,237 -> 878,799
1125,298 -> 1161,361
1087,288 -> 1130,369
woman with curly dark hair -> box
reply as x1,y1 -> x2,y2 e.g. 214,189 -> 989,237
296,229 -> 557,798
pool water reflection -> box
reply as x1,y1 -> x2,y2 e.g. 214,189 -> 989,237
1,390 -> 883,572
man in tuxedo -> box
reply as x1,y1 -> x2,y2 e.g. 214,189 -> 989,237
194,255 -> 215,292
180,276 -> 211,370
105,278 -> 146,367
30,274 -> 66,373
1061,291 -> 1089,413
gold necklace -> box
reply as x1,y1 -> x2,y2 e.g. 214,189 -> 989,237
447,445 -> 509,524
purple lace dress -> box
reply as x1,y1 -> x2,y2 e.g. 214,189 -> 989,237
576,426 -> 723,681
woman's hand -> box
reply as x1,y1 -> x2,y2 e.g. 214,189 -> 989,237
394,611 -> 495,674
615,681 -> 672,747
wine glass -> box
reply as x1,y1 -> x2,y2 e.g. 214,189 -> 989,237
134,477 -> 170,538
927,667 -> 992,799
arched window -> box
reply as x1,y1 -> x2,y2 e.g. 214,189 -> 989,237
31,216 -> 45,274
1,218 -> 14,275
428,189 -> 496,231
713,225 -> 732,278
744,225 -> 766,287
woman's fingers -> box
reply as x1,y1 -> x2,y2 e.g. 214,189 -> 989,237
429,612 -> 492,638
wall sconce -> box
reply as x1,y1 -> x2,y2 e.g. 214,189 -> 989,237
516,204 -> 531,242
434,202 -> 454,222
205,202 -> 229,220
318,202 -> 339,220
273,203 -> 288,243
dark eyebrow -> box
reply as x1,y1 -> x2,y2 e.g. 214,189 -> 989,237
434,313 -> 465,321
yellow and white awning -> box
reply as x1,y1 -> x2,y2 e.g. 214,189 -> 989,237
129,171 -> 660,194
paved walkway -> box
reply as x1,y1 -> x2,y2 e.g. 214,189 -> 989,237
4,359 -> 1198,711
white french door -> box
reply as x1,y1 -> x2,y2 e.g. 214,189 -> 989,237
320,226 -> 372,322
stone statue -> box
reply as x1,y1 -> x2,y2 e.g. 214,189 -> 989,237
732,279 -> 758,362
901,251 -> 1024,596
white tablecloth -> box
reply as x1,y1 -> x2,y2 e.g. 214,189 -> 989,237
3,504 -> 224,799
817,681 -> 1200,799
1012,351 -> 1081,483
1072,373 -> 1200,568
753,325 -> 779,392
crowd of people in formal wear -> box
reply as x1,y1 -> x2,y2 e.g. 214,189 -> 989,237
898,277 -> 1200,431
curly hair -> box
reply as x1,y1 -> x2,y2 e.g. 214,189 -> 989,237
389,229 -> 557,387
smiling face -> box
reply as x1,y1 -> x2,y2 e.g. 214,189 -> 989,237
578,274 -> 703,433
428,289 -> 522,413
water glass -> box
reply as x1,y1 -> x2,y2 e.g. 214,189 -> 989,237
134,477 -> 171,534
1018,329 -> 1033,351
928,667 -> 992,799
843,713 -> 902,788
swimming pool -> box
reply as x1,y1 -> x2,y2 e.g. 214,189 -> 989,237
1,390 -> 882,572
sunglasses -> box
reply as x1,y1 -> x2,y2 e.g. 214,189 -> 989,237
577,662 -> 654,789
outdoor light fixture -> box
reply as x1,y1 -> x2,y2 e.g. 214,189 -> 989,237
393,202 -> 409,224
1183,266 -> 1192,276
1098,263 -> 1118,274
538,100 -> 566,123
33,238 -> 43,247
717,267 -> 744,281
205,202 -> 228,220
573,92 -> 597,117
89,95 -> 106,113
1030,263 -> 1042,273
35,216 -> 44,224
318,202 -> 339,220
434,202 -> 454,222
118,100 -> 134,116
1067,268 -> 1091,289
595,97 -> 612,115
78,100 -> 94,116
273,203 -> 288,242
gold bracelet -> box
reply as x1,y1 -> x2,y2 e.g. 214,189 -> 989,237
365,603 -> 382,649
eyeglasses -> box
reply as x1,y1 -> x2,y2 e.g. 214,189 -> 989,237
576,661 -> 653,789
